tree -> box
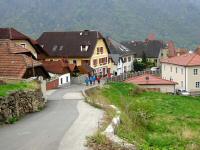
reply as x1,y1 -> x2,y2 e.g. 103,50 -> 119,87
142,51 -> 147,64
133,60 -> 145,71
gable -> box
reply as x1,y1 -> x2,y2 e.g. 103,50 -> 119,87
14,40 -> 38,58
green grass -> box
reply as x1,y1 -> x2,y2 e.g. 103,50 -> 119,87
96,82 -> 200,150
0,81 -> 38,97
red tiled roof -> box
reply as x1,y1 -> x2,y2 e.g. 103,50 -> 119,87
42,60 -> 70,74
0,28 -> 28,40
0,28 -> 49,58
0,40 -> 43,78
161,53 -> 200,66
125,74 -> 176,85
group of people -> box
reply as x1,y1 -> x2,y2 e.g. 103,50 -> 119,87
85,74 -> 101,86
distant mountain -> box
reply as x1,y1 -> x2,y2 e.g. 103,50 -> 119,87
0,0 -> 200,49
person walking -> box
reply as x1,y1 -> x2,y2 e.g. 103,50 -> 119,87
97,76 -> 101,84
92,75 -> 96,85
85,76 -> 89,86
89,76 -> 93,85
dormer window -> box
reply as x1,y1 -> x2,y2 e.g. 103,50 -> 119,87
81,45 -> 89,52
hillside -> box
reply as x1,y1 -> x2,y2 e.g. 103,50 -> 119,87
0,0 -> 200,48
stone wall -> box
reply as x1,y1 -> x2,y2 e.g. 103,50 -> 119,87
0,90 -> 46,123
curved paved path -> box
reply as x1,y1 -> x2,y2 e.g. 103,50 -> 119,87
0,84 -> 103,150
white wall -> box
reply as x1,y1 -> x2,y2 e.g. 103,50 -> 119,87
161,63 -> 200,92
141,84 -> 175,93
122,55 -> 135,72
59,73 -> 71,86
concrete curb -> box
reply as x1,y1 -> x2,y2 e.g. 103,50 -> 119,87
82,87 -> 137,150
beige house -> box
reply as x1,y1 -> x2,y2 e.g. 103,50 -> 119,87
125,74 -> 176,93
161,53 -> 200,93
37,30 -> 110,76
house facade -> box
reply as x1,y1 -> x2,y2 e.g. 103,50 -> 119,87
122,39 -> 166,66
161,53 -> 200,93
37,30 -> 110,76
106,37 -> 135,75
0,28 -> 47,59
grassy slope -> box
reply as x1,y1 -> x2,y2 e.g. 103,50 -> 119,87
0,82 -> 38,97
101,82 -> 200,149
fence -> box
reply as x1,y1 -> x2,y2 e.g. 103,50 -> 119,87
46,79 -> 59,90
106,70 -> 160,83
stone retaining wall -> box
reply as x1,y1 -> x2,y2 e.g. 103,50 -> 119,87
0,90 -> 46,123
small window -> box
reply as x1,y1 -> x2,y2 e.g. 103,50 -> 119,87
81,45 -> 88,52
124,57 -> 127,63
66,77 -> 68,82
93,59 -> 97,66
97,48 -> 100,54
176,67 -> 178,73
170,66 -> 172,72
60,78 -> 63,84
52,45 -> 58,51
100,47 -> 103,54
73,60 -> 77,64
181,68 -> 184,75
59,46 -> 64,51
128,57 -> 131,62
20,43 -> 26,48
196,82 -> 200,88
194,69 -> 198,75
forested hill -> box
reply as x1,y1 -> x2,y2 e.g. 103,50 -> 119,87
0,0 -> 200,49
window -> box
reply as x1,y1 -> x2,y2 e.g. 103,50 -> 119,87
52,45 -> 58,51
181,68 -> 184,75
170,66 -> 172,72
128,57 -> 131,62
73,60 -> 77,64
100,47 -> 103,54
60,78 -> 63,84
93,59 -> 97,66
104,57 -> 107,64
196,82 -> 200,88
66,77 -> 68,82
124,57 -> 127,63
97,48 -> 100,54
81,45 -> 89,52
176,67 -> 178,73
20,43 -> 26,48
59,46 -> 64,51
194,69 -> 198,75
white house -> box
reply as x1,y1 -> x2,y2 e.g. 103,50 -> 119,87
106,37 -> 135,75
42,60 -> 71,86
161,53 -> 200,94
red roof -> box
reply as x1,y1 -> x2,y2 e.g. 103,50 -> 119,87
0,40 -> 43,78
0,28 -> 49,59
125,74 -> 176,85
161,53 -> 200,66
42,60 -> 70,74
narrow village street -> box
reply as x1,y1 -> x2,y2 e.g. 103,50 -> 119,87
0,84 -> 103,150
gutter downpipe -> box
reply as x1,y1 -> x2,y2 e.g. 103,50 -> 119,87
185,66 -> 187,91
